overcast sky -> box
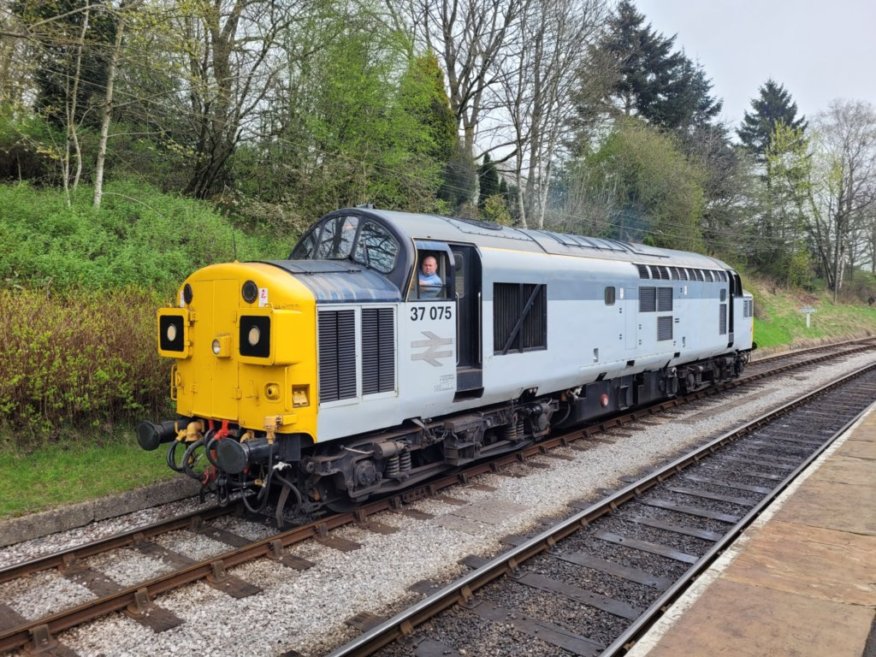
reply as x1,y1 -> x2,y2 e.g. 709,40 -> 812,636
633,0 -> 876,131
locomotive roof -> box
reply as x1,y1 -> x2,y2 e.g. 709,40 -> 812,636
355,208 -> 731,271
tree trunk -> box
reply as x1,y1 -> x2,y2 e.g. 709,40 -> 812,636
94,5 -> 133,210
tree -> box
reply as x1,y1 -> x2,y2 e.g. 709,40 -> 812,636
565,118 -> 705,251
738,79 -> 807,161
235,2 -> 445,218
398,50 -> 463,211
478,152 -> 499,210
164,0 -> 303,199
760,122 -> 813,284
805,101 -> 876,297
769,100 -> 876,295
12,0 -> 116,128
496,0 -> 606,228
589,0 -> 721,132
389,0 -> 530,162
94,1 -> 145,209
680,122 -> 752,259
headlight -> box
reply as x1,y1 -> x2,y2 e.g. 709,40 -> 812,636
212,339 -> 221,355
239,316 -> 271,358
159,315 -> 185,353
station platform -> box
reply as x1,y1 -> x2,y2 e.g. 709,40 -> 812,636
628,404 -> 876,657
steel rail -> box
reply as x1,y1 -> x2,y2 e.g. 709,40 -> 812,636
0,506 -> 231,585
1,342 -> 873,653
324,363 -> 876,657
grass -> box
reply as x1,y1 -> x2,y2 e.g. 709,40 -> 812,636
0,430 -> 176,518
748,277 -> 876,349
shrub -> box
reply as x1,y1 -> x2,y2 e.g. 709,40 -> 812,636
0,179 -> 290,293
0,288 -> 171,449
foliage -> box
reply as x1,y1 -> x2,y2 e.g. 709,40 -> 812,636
0,287 -> 170,448
12,0 -> 117,128
751,122 -> 813,283
478,153 -> 499,210
679,123 -> 751,259
482,194 -> 512,225
578,119 -> 705,251
398,51 -> 458,167
738,79 -> 807,160
231,3 -> 445,218
0,180 -> 283,291
0,109 -> 63,183
593,0 -> 721,131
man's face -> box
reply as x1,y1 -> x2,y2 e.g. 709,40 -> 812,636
422,257 -> 437,275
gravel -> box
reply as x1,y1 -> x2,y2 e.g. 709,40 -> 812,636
3,350 -> 874,657
0,497 -> 213,570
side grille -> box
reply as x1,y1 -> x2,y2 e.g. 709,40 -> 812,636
657,287 -> 673,311
657,316 -> 673,341
639,287 -> 656,313
362,308 -> 395,395
494,283 -> 547,354
318,310 -> 356,403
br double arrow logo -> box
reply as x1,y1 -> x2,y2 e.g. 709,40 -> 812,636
410,331 -> 453,366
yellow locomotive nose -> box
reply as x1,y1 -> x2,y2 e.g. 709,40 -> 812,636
157,262 -> 318,439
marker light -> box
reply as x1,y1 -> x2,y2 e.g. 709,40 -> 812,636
166,324 -> 178,342
248,326 -> 261,346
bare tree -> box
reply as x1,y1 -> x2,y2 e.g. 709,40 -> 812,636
93,0 -> 145,209
494,0 -> 605,227
147,0 -> 304,199
0,4 -> 35,108
390,0 -> 530,162
804,100 -> 876,298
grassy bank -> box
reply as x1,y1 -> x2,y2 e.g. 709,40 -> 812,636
0,431 -> 176,517
747,277 -> 876,349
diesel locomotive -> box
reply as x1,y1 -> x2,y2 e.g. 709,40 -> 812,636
138,208 -> 754,524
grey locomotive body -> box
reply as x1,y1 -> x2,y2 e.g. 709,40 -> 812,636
140,207 -> 754,521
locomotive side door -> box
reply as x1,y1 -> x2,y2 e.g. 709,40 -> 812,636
452,245 -> 483,397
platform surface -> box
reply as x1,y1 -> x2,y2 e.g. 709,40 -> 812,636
630,405 -> 876,657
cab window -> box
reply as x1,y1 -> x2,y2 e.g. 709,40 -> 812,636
353,221 -> 399,273
292,216 -> 400,276
410,251 -> 448,300
315,216 -> 359,259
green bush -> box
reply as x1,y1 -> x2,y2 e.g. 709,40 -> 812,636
0,179 -> 289,292
0,288 -> 171,449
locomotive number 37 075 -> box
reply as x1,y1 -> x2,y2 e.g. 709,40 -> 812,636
410,305 -> 454,321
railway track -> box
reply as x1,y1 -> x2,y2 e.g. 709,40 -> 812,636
0,338 -> 873,655
327,363 -> 876,657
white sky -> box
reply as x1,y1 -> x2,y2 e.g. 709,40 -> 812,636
633,0 -> 876,130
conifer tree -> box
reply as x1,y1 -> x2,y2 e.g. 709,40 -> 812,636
596,0 -> 721,131
478,153 -> 499,210
738,79 -> 807,160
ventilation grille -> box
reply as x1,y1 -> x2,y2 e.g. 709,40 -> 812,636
639,287 -> 656,313
719,304 -> 728,335
657,287 -> 673,312
362,308 -> 395,395
657,316 -> 673,341
319,310 -> 356,402
494,283 -> 547,354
